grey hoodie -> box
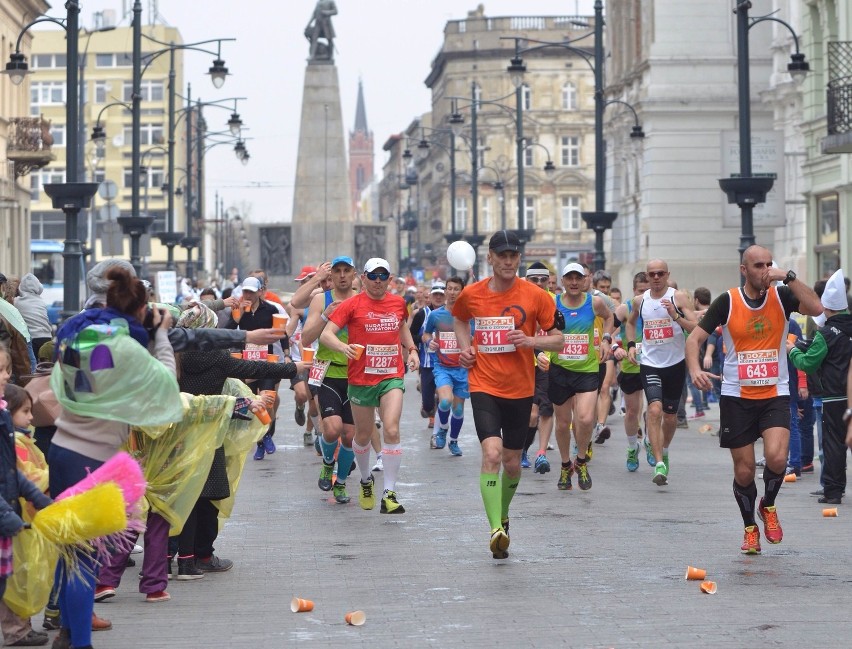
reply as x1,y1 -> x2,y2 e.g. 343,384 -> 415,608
14,273 -> 53,339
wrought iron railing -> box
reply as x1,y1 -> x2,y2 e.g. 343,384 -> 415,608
827,42 -> 852,136
6,116 -> 55,177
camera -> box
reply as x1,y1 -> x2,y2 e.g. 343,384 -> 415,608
143,306 -> 166,332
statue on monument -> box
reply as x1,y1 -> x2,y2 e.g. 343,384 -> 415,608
304,0 -> 338,62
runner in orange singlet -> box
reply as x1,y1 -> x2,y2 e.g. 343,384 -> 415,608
687,246 -> 822,554
452,231 -> 564,559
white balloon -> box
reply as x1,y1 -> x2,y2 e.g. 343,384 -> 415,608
446,240 -> 476,271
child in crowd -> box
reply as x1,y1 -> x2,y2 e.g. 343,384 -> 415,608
0,352 -> 52,647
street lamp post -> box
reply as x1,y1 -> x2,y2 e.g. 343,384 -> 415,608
506,1 -> 645,271
3,1 -> 98,317
719,1 -> 809,267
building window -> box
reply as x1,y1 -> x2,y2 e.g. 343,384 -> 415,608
561,136 -> 580,167
31,168 -> 66,201
30,81 -> 66,108
93,170 -> 106,184
815,193 -> 840,278
50,124 -> 66,147
32,54 -> 66,69
522,84 -> 531,111
123,168 -> 164,190
562,82 -> 577,110
123,80 -> 164,102
481,197 -> 491,232
477,136 -> 486,167
123,123 -> 164,145
96,52 -> 132,68
561,195 -> 581,230
454,197 -> 468,232
523,196 -> 536,230
524,145 -> 533,168
94,81 -> 110,103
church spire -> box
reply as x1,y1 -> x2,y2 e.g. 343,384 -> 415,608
353,78 -> 368,134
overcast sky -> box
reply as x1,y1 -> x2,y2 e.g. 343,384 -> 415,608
39,1 -> 597,223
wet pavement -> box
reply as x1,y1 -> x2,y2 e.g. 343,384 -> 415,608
86,375 -> 850,648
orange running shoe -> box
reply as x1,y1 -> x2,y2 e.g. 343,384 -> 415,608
741,525 -> 761,554
757,498 -> 783,544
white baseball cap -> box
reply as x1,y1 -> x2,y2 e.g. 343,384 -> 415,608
364,258 -> 391,273
561,263 -> 585,277
241,277 -> 263,292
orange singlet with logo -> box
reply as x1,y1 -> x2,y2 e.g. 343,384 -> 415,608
719,286 -> 790,399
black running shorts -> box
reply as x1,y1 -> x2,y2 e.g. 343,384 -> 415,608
318,376 -> 354,425
640,360 -> 686,414
533,366 -> 553,417
719,395 -> 790,449
547,364 -> 599,406
469,392 -> 533,450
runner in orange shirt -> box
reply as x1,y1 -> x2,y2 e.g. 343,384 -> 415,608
452,231 -> 564,558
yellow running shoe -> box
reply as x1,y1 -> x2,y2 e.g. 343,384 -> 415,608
358,475 -> 375,510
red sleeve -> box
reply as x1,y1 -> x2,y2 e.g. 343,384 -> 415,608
329,294 -> 354,329
797,369 -> 807,390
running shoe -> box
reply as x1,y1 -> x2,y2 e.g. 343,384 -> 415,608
333,483 -> 351,504
372,454 -> 383,472
785,465 -> 801,477
534,453 -> 551,474
318,461 -> 334,491
688,411 -> 705,419
663,453 -> 669,472
586,442 -> 594,462
294,404 -> 306,426
358,475 -> 375,510
430,434 -> 438,449
547,442 -> 555,450
741,525 -> 761,554
489,527 -> 509,559
521,451 -> 531,469
626,445 -> 640,472
801,463 -> 814,473
652,461 -> 668,486
448,440 -> 462,456
643,435 -> 655,467
594,423 -> 611,444
253,446 -> 265,461
313,434 -> 321,456
380,490 -> 405,514
428,416 -> 435,429
575,460 -> 592,490
303,431 -> 313,447
557,464 -> 573,490
757,498 -> 783,544
676,419 -> 689,430
94,586 -> 116,602
262,433 -> 276,455
434,428 -> 447,449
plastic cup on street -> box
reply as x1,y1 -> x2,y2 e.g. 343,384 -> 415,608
255,406 -> 271,426
290,597 -> 314,613
272,313 -> 287,330
351,344 -> 365,360
685,565 -> 706,581
699,580 -> 717,594
267,354 -> 279,363
784,473 -> 797,483
823,507 -> 838,517
344,611 -> 366,626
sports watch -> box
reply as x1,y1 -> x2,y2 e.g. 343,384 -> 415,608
783,270 -> 797,285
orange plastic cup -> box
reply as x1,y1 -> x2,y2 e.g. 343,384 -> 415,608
351,344 -> 365,360
302,348 -> 315,362
344,611 -> 366,626
272,313 -> 287,330
230,352 -> 242,359
787,333 -> 797,344
243,303 -> 252,313
231,308 -> 241,321
255,406 -> 271,426
290,597 -> 314,613
699,580 -> 717,594
260,389 -> 277,408
267,354 -> 279,363
823,507 -> 838,517
784,473 -> 797,483
685,565 -> 706,581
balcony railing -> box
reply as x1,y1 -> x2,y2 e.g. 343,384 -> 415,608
6,116 -> 56,178
827,81 -> 852,135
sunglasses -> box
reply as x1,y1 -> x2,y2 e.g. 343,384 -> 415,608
527,276 -> 548,283
648,271 -> 668,278
366,271 -> 390,281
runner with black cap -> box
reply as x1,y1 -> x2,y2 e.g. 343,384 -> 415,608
453,230 -> 564,558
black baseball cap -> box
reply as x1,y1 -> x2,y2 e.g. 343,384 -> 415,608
489,230 -> 521,253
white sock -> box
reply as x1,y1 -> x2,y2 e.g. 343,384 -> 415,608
353,440 -> 372,482
627,434 -> 637,448
381,443 -> 402,493
310,414 -> 321,434
663,446 -> 669,456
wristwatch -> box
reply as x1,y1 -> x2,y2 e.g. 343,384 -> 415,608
843,408 -> 852,425
783,270 -> 797,285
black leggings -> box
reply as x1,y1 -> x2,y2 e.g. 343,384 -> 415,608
469,392 -> 533,450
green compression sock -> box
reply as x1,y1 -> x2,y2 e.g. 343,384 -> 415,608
500,472 -> 520,520
480,473 -> 502,530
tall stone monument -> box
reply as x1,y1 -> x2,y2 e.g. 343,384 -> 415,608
290,1 -> 353,275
